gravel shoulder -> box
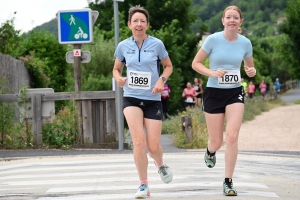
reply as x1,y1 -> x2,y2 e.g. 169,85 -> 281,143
219,104 -> 300,152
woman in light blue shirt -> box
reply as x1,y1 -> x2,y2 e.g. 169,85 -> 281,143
192,5 -> 256,196
112,5 -> 173,199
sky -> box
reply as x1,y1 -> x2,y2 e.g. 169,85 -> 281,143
0,0 -> 90,33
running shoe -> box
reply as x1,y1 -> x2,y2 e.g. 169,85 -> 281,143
157,164 -> 173,184
204,151 -> 216,168
135,184 -> 150,199
223,180 -> 238,196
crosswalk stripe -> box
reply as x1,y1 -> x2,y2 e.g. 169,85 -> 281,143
38,190 -> 279,200
0,174 -> 258,186
46,181 -> 268,193
0,159 -> 134,171
0,154 -> 285,199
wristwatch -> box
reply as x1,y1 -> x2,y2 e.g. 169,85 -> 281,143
159,76 -> 167,83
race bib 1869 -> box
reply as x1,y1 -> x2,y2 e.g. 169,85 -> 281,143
218,70 -> 241,86
128,70 -> 151,90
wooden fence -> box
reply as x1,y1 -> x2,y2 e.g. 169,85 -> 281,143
0,91 -> 123,148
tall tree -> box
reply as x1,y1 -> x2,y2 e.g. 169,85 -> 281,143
0,19 -> 21,57
19,30 -> 68,92
280,0 -> 300,78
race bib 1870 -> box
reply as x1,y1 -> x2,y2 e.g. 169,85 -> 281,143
128,70 -> 151,90
218,70 -> 241,86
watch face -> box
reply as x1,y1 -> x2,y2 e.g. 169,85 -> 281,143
161,77 -> 166,82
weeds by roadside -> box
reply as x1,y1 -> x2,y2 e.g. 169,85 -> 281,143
163,98 -> 285,149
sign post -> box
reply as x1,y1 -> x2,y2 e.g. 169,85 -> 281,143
57,9 -> 98,144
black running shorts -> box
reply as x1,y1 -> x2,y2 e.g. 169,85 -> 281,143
123,97 -> 163,120
203,86 -> 245,114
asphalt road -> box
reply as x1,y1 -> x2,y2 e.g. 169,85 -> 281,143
0,151 -> 299,200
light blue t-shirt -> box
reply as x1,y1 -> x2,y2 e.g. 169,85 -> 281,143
114,35 -> 168,101
202,31 -> 253,88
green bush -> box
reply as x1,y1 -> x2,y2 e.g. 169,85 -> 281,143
42,103 -> 78,149
0,82 -> 31,149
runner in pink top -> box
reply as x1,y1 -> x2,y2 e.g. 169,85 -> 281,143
259,80 -> 267,100
248,81 -> 255,99
182,82 -> 196,110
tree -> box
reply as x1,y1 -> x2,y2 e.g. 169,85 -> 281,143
19,30 -> 68,92
0,19 -> 21,57
88,0 -> 200,113
280,0 -> 300,78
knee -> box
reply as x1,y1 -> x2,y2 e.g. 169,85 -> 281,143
133,139 -> 147,151
226,132 -> 238,146
148,144 -> 160,155
209,140 -> 223,151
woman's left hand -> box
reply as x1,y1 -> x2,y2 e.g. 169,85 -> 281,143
152,79 -> 164,94
244,66 -> 256,77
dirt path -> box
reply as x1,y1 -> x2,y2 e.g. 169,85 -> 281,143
227,104 -> 300,151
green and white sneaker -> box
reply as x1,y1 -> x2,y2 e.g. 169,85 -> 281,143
135,184 -> 150,199
204,151 -> 216,168
223,179 -> 238,196
157,164 -> 173,184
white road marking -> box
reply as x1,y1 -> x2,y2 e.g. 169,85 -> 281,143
46,181 -> 268,193
38,190 -> 279,200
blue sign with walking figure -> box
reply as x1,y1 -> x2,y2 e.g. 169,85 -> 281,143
57,9 -> 93,44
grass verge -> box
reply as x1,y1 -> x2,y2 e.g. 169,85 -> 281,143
162,98 -> 285,149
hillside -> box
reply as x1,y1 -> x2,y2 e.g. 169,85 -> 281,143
192,0 -> 287,36
30,18 -> 57,36
29,0 -> 287,37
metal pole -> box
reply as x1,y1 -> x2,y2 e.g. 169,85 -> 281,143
114,1 -> 124,150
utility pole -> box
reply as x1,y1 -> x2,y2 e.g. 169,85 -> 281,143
113,0 -> 124,150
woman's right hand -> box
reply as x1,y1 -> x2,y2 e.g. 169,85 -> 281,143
211,69 -> 227,78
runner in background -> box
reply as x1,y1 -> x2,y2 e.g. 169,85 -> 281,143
241,78 -> 248,98
248,81 -> 256,99
182,82 -> 196,111
193,77 -> 204,107
161,83 -> 171,119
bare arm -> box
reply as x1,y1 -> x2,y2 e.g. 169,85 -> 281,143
112,58 -> 127,87
192,49 -> 227,78
182,89 -> 186,98
244,56 -> 256,77
152,56 -> 173,94
160,56 -> 173,80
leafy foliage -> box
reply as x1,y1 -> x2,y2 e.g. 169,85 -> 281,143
19,30 -> 68,92
279,0 -> 300,78
42,103 -> 78,148
19,52 -> 50,88
192,0 -> 287,37
0,19 -> 21,57
0,82 -> 31,149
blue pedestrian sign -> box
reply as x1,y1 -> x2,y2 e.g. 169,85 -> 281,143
57,9 -> 93,44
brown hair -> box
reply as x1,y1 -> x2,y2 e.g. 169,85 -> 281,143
223,6 -> 244,34
222,5 -> 244,19
128,5 -> 149,22
194,77 -> 203,85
